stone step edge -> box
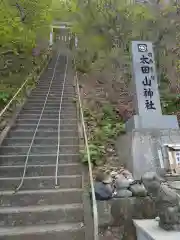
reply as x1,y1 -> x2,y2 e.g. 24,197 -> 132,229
0,145 -> 80,149
0,163 -> 80,168
8,129 -> 78,132
0,145 -> 79,148
0,188 -> 82,196
14,124 -> 77,126
0,175 -> 81,181
4,137 -> 78,140
16,118 -> 77,121
0,153 -> 79,157
0,223 -> 84,236
0,203 -> 83,214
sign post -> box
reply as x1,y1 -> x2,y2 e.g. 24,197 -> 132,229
131,41 -> 162,116
126,41 -> 179,130
116,41 -> 179,179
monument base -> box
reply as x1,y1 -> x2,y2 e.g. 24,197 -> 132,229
115,129 -> 180,180
126,115 -> 179,132
133,219 -> 180,240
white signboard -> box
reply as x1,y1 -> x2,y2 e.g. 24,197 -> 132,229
131,41 -> 162,117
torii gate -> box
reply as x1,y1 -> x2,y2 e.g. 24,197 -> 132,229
49,21 -> 72,46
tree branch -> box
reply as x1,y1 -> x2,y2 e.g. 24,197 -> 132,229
15,2 -> 26,22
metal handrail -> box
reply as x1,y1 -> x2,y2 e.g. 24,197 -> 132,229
0,52 -> 51,120
0,78 -> 28,119
55,55 -> 69,186
14,51 -> 60,193
75,72 -> 99,240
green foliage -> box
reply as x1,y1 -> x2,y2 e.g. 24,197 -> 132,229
0,0 -> 52,76
162,94 -> 180,114
0,49 -> 51,112
1,0 -> 52,52
0,92 -> 10,104
56,0 -> 180,97
81,104 -> 125,165
80,144 -> 105,165
0,0 -> 52,111
53,0 -> 180,121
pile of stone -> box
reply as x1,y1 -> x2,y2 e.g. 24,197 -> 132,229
93,167 -> 147,200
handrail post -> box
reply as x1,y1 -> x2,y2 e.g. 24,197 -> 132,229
75,72 -> 99,240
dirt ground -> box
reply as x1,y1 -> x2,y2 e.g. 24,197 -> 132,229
79,67 -> 180,127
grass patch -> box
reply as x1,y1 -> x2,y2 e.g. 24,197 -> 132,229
80,104 -> 125,166
161,93 -> 180,115
0,50 -> 51,112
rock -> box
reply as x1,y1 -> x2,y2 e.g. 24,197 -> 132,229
115,174 -> 130,189
115,189 -> 132,198
112,190 -> 117,197
128,179 -> 134,184
110,171 -> 118,178
155,216 -> 160,222
111,226 -> 123,239
103,175 -> 112,184
95,170 -> 112,184
93,182 -> 113,201
0,120 -> 7,129
104,230 -> 112,238
129,183 -> 147,197
120,168 -> 134,181
106,147 -> 114,153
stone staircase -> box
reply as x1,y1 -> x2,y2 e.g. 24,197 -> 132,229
0,53 -> 87,239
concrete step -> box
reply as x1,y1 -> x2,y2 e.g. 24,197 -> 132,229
23,100 -> 75,105
24,99 -> 75,104
0,204 -> 84,227
32,89 -> 74,93
21,103 -> 75,109
32,83 -> 71,86
24,101 -> 75,106
0,188 -> 83,207
22,105 -> 76,111
11,123 -> 77,131
36,80 -> 73,84
17,112 -> 76,119
0,223 -> 85,240
29,92 -> 74,96
31,90 -> 74,95
2,137 -> 79,146
7,129 -> 78,138
0,53 -> 86,240
0,154 -> 80,165
20,109 -> 76,115
0,163 -> 81,177
0,175 -> 82,190
29,95 -> 75,100
15,118 -> 77,125
32,84 -> 73,88
0,145 -> 79,155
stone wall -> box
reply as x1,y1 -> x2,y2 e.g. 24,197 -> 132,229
116,129 -> 180,180
98,197 -> 156,240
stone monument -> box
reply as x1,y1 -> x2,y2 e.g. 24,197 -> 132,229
142,171 -> 180,231
127,41 -> 178,130
134,219 -> 179,240
133,171 -> 180,240
116,41 -> 180,179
